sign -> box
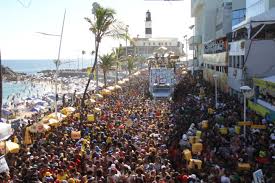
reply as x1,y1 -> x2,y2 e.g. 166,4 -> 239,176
204,37 -> 227,54
238,121 -> 252,126
0,156 -> 9,173
248,100 -> 270,117
251,125 -> 267,129
149,68 -> 174,86
253,169 -> 265,183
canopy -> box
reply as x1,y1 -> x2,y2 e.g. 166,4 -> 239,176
118,80 -> 125,85
101,89 -> 111,95
0,141 -> 20,154
0,123 -> 13,141
47,118 -> 60,127
48,112 -> 66,120
233,7 -> 275,31
61,107 -> 76,115
107,86 -> 115,91
114,85 -> 122,90
94,94 -> 103,99
2,109 -> 12,116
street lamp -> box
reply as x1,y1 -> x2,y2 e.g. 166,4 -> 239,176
240,85 -> 252,137
213,74 -> 218,109
189,25 -> 195,76
184,35 -> 188,62
36,10 -> 66,117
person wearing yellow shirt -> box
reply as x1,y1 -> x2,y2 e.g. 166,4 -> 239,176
56,169 -> 68,181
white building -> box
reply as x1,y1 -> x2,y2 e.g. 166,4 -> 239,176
228,0 -> 275,97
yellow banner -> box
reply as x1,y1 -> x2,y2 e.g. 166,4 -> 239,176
248,100 -> 270,117
238,121 -> 252,126
250,125 -> 267,129
253,78 -> 275,91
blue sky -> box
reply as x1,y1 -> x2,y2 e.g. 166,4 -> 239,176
0,0 -> 193,59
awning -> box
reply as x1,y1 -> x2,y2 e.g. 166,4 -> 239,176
233,7 -> 275,31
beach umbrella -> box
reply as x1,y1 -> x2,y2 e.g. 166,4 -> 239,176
90,98 -> 96,103
94,94 -> 103,99
47,118 -> 60,127
114,85 -> 122,90
107,86 -> 115,91
118,80 -> 125,85
101,89 -> 111,95
30,107 -> 40,113
0,123 -> 13,141
3,141 -> 20,154
61,107 -> 76,115
2,109 -> 12,116
48,112 -> 66,120
0,118 -> 7,123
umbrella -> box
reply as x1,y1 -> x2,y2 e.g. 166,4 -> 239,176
114,85 -> 122,90
2,109 -> 12,116
47,118 -> 60,127
48,112 -> 66,120
107,86 -> 115,91
94,94 -> 103,99
0,118 -> 7,123
61,107 -> 76,115
0,123 -> 13,141
30,107 -> 40,113
101,89 -> 111,95
5,141 -> 20,153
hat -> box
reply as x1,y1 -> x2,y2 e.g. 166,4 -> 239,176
161,165 -> 166,169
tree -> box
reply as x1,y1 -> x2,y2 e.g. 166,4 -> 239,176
99,53 -> 115,86
126,56 -> 135,75
113,46 -> 123,83
81,3 -> 126,122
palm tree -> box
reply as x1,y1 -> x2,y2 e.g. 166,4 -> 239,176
81,50 -> 86,69
113,46 -> 123,83
126,56 -> 135,75
99,53 -> 115,86
81,3 -> 125,121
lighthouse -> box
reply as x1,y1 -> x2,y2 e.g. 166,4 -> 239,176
145,10 -> 152,38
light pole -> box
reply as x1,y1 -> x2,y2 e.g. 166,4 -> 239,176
189,25 -> 195,76
213,74 -> 218,109
240,85 -> 252,137
36,10 -> 66,117
184,35 -> 188,62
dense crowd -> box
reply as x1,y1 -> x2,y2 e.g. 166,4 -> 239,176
0,69 -> 274,182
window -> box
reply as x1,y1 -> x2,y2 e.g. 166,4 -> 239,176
229,56 -> 232,67
169,42 -> 172,46
232,9 -> 246,26
148,43 -> 151,46
165,42 -> 167,46
236,56 -> 240,68
143,42 -> 146,46
153,42 -> 155,46
240,55 -> 245,68
158,43 -> 161,46
216,66 -> 219,71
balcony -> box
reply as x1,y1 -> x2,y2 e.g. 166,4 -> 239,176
188,35 -> 202,47
191,0 -> 204,17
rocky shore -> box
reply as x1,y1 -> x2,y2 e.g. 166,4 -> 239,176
1,65 -> 27,81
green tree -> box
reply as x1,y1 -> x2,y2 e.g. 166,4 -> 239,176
81,3 -> 125,121
99,53 -> 115,86
126,56 -> 135,75
113,46 -> 123,83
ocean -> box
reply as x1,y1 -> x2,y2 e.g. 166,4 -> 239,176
2,59 -> 94,74
2,59 -> 95,104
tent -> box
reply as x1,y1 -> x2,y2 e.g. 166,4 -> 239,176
0,123 -> 13,141
0,141 -> 20,154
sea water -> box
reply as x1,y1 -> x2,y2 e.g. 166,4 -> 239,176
2,59 -> 94,104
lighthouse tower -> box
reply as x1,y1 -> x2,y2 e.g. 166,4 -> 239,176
145,10 -> 152,38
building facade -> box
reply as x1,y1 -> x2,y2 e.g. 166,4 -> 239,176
191,0 -> 233,92
228,0 -> 275,97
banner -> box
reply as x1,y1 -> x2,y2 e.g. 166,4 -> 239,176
0,156 -> 9,173
253,169 -> 265,183
248,100 -> 270,117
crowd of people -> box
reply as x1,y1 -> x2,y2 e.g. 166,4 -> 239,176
0,69 -> 274,182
